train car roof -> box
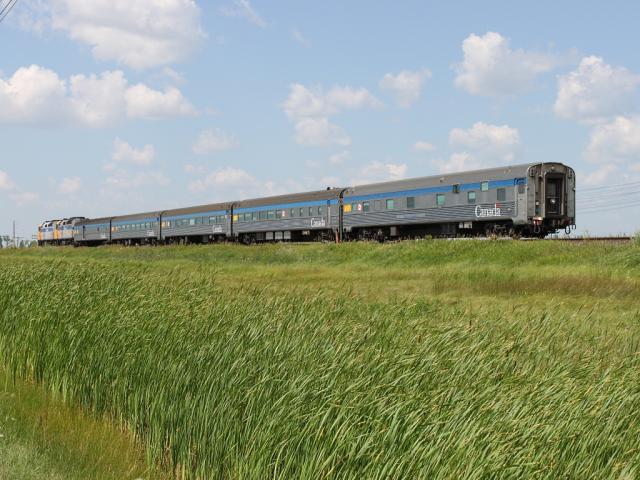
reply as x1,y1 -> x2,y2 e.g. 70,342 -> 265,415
111,210 -> 161,223
234,188 -> 343,209
77,216 -> 112,226
344,162 -> 545,196
162,201 -> 229,218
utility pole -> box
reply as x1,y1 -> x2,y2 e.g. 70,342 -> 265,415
12,220 -> 16,248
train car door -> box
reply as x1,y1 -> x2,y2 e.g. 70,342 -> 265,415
544,175 -> 564,216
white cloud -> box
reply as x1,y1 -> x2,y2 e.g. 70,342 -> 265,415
352,161 -> 407,185
0,65 -> 68,124
329,150 -> 350,165
0,171 -> 15,191
283,83 -> 380,147
50,0 -> 205,70
14,0 -> 52,34
125,84 -> 196,120
57,177 -> 82,194
291,28 -> 310,47
0,65 -> 196,126
455,31 -> 558,96
112,138 -> 155,166
294,117 -> 351,147
283,84 -> 380,119
184,164 -> 206,174
584,116 -> 640,166
0,170 -> 39,206
379,69 -> 431,107
69,70 -> 127,127
10,191 -> 39,206
413,141 -> 436,152
192,128 -> 237,155
219,0 -> 267,28
554,56 -> 640,122
435,152 -> 483,174
189,167 -> 258,192
440,122 -> 521,173
104,169 -> 170,190
582,165 -> 618,186
324,86 -> 382,111
449,122 -> 520,162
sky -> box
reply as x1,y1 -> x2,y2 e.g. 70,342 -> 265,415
1,0 -> 640,239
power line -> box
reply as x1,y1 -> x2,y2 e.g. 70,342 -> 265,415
580,200 -> 640,214
0,0 -> 18,23
577,180 -> 640,192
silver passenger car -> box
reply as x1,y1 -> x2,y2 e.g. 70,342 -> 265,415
58,162 -> 576,245
342,162 -> 575,238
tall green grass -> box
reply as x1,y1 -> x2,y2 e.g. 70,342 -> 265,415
1,243 -> 640,478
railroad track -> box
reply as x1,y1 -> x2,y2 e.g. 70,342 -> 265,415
544,236 -> 632,242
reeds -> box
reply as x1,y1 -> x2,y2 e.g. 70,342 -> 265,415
1,244 -> 639,478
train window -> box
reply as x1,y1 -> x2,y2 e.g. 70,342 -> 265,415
497,188 -> 506,201
317,206 -> 322,215
259,211 -> 266,220
518,184 -> 525,194
267,210 -> 276,220
363,201 -> 370,212
386,199 -> 394,210
309,207 -> 314,216
452,184 -> 460,194
351,203 -> 357,213
436,194 -> 445,206
300,207 -> 305,217
406,196 -> 415,209
251,212 -> 257,221
189,218 -> 196,226
468,191 -> 476,204
290,208 -> 295,217
481,181 -> 489,191
209,216 -> 215,224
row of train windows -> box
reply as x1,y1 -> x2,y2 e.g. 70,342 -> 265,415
111,222 -> 158,232
164,216 -> 226,228
237,206 -> 325,222
110,215 -> 227,232
348,188 -> 506,212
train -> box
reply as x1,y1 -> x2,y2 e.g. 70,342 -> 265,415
37,162 -> 576,246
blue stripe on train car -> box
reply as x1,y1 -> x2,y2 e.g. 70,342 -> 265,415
234,198 -> 339,214
112,217 -> 158,226
346,178 -> 525,203
163,210 -> 227,221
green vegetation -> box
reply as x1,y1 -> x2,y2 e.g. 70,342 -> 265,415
1,240 -> 639,478
0,367 -> 167,480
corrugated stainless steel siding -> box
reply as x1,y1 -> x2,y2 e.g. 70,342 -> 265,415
162,224 -> 227,238
112,228 -> 159,241
234,216 -> 331,233
344,202 -> 516,228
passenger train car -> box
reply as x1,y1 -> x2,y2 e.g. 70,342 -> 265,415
38,162 -> 576,246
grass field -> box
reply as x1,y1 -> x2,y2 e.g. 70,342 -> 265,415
1,240 -> 639,478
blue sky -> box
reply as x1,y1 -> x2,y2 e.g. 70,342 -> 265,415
1,0 -> 640,239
